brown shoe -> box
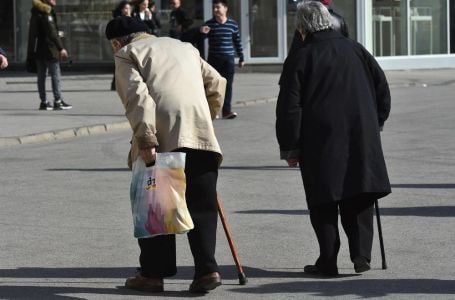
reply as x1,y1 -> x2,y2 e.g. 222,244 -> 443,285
125,275 -> 164,293
189,272 -> 221,293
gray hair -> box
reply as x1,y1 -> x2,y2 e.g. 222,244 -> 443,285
114,32 -> 147,46
295,1 -> 331,34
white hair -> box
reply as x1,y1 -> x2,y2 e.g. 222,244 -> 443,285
295,1 -> 332,34
114,32 -> 147,46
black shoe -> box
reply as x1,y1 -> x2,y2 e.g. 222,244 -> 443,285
353,256 -> 371,273
304,265 -> 339,277
222,111 -> 238,119
54,100 -> 72,110
189,272 -> 221,293
125,275 -> 164,293
39,101 -> 53,111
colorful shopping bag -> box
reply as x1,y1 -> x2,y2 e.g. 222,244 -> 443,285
130,152 -> 194,238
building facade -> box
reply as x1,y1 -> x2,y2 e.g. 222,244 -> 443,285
0,0 -> 454,70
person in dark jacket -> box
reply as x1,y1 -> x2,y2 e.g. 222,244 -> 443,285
289,0 -> 348,54
169,0 -> 193,39
27,0 -> 72,110
0,47 -> 8,69
276,1 -> 391,276
131,0 -> 161,36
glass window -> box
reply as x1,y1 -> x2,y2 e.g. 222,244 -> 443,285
451,0 -> 455,53
410,0 -> 448,55
373,0 -> 449,56
56,1 -> 116,62
373,0 -> 408,56
250,0 -> 278,57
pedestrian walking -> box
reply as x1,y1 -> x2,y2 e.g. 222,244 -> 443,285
110,0 -> 132,91
276,1 -> 391,276
200,0 -> 244,119
169,0 -> 193,39
289,0 -> 348,54
0,47 -> 8,70
105,16 -> 226,293
27,0 -> 72,111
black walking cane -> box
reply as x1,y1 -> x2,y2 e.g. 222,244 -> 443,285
374,200 -> 387,269
216,193 -> 248,285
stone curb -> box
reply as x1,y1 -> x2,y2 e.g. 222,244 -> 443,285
233,97 -> 277,107
0,121 -> 130,148
0,97 -> 277,148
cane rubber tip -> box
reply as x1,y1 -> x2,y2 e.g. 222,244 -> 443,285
382,263 -> 388,270
238,272 -> 248,285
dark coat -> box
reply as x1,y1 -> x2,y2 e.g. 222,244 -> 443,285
276,30 -> 391,208
27,1 -> 64,61
169,7 -> 193,39
0,47 -> 5,56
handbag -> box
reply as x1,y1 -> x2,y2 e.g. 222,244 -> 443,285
130,152 -> 194,238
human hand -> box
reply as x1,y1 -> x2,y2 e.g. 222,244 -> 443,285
140,147 -> 156,166
60,49 -> 68,60
0,54 -> 8,69
238,61 -> 245,68
200,25 -> 210,34
145,8 -> 152,19
286,158 -> 299,167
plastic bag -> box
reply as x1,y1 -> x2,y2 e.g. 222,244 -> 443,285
130,152 -> 194,238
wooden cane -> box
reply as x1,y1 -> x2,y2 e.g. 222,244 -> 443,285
216,193 -> 248,285
374,199 -> 387,269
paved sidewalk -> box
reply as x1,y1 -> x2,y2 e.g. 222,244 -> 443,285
1,69 -> 454,147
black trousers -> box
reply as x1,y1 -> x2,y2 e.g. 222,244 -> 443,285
309,198 -> 375,273
138,149 -> 219,279
208,54 -> 235,115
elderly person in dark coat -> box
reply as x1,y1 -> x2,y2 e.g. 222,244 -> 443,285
276,1 -> 391,276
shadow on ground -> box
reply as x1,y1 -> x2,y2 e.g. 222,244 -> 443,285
236,206 -> 455,217
0,266 -> 453,298
229,279 -> 455,297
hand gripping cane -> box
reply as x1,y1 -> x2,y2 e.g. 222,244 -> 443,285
216,193 -> 248,285
374,200 -> 387,269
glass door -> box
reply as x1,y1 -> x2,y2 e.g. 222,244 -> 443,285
371,0 -> 449,56
203,0 -> 284,63
241,0 -> 285,62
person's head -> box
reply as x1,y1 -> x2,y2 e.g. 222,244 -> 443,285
136,0 -> 149,12
116,1 -> 131,17
295,1 -> 331,36
212,0 -> 228,18
105,16 -> 149,53
169,0 -> 181,10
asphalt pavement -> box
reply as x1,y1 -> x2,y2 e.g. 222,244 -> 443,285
0,69 -> 454,299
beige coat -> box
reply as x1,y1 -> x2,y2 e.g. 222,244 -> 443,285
115,34 -> 226,168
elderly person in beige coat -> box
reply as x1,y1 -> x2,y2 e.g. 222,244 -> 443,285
105,16 -> 226,294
